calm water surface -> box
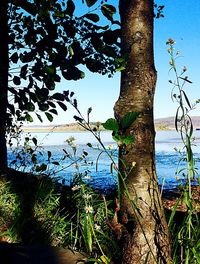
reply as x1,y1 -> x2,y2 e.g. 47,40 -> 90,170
8,130 -> 200,191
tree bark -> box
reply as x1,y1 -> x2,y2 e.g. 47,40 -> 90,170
114,1 -> 171,263
0,0 -> 9,171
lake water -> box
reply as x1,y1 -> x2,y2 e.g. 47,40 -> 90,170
7,130 -> 200,191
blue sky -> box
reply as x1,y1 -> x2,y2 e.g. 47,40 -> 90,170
34,0 -> 200,125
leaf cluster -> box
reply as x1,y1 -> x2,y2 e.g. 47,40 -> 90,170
8,0 -> 121,124
102,112 -> 139,146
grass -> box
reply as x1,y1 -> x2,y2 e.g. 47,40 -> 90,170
0,170 -> 119,262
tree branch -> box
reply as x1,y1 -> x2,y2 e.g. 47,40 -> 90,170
9,0 -> 37,16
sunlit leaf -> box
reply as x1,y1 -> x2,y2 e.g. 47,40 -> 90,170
45,112 -> 53,122
25,113 -> 33,122
103,118 -> 119,131
122,135 -> 135,145
120,112 -> 139,130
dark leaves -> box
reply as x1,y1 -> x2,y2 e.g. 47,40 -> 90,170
51,92 -> 65,101
35,163 -> 47,172
10,52 -> 18,63
57,101 -> 67,111
84,13 -> 99,22
13,76 -> 21,85
36,113 -> 43,122
85,0 -> 98,7
20,64 -> 28,79
62,67 -> 85,80
45,112 -> 53,122
101,4 -> 116,21
103,29 -> 121,45
26,102 -> 35,112
74,115 -> 84,123
85,58 -> 103,73
66,0 -> 75,16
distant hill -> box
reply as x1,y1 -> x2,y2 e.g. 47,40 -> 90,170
22,116 -> 200,132
155,116 -> 200,130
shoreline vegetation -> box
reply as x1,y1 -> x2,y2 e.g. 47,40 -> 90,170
21,116 -> 200,133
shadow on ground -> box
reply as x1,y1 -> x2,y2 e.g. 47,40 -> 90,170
0,169 -> 86,263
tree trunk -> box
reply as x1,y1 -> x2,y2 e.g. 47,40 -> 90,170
114,1 -> 171,263
0,0 -> 9,171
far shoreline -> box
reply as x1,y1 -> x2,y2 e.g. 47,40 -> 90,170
21,124 -> 175,133
20,116 -> 200,133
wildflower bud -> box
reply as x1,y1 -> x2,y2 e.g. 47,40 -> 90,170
132,161 -> 136,167
117,140 -> 123,146
182,66 -> 187,72
166,38 -> 175,45
113,164 -> 118,170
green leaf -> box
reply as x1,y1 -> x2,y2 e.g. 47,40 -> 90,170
68,45 -> 74,56
101,4 -> 116,20
45,66 -> 55,75
85,0 -> 98,7
122,135 -> 135,145
25,113 -> 33,122
120,112 -> 139,130
102,118 -> 119,131
112,132 -> 135,146
112,131 -> 121,142
84,13 -> 99,22
115,65 -> 126,72
45,112 -> 53,122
